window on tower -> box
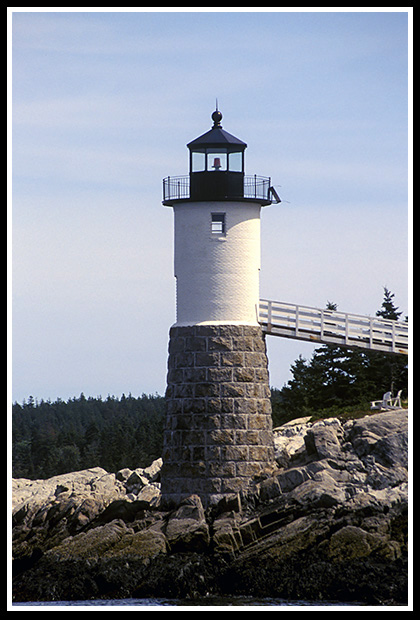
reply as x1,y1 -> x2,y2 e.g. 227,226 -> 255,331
211,213 -> 225,234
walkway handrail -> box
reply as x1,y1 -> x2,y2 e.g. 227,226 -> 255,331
259,299 -> 408,355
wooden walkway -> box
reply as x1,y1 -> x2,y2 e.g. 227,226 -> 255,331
259,299 -> 408,355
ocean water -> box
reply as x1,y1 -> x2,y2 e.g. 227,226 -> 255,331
13,596 -> 366,608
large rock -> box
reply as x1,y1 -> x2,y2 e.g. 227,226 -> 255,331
345,410 -> 408,467
273,416 -> 311,466
165,495 -> 210,552
45,519 -> 167,562
304,419 -> 343,459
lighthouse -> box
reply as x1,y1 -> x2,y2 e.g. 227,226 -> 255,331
160,109 -> 279,509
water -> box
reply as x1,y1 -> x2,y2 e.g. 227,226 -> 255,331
13,597 -> 366,608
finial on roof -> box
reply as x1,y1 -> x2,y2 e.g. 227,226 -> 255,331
211,101 -> 222,128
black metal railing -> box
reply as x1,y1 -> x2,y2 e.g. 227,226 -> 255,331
163,174 -> 273,203
163,175 -> 190,202
243,175 -> 271,201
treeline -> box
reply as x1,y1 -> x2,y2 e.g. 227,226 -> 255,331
12,393 -> 165,480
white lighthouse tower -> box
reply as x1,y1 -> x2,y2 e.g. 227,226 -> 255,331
161,108 -> 279,508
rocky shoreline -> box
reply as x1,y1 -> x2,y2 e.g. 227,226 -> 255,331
12,409 -> 409,606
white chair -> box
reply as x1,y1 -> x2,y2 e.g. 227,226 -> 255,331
370,390 -> 403,411
388,390 -> 402,409
370,391 -> 392,411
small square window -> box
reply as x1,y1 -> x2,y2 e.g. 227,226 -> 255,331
211,213 -> 225,234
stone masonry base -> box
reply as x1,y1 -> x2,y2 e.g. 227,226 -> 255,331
160,324 -> 275,508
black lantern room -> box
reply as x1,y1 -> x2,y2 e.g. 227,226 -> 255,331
187,108 -> 246,201
162,109 -> 280,206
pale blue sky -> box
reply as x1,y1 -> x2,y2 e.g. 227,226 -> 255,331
10,9 -> 411,404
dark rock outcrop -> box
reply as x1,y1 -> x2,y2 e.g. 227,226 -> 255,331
12,410 -> 409,606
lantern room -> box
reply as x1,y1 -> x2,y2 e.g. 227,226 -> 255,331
162,108 -> 280,206
187,108 -> 246,201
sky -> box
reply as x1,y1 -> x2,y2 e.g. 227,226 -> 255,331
9,8 -> 411,405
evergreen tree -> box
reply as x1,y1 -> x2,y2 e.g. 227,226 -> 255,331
368,286 -> 408,395
376,286 -> 403,320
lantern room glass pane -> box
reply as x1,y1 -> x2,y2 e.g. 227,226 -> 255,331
191,150 -> 205,172
228,151 -> 243,172
207,150 -> 227,171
